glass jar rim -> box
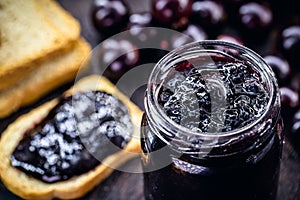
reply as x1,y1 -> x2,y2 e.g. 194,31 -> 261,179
145,40 -> 279,141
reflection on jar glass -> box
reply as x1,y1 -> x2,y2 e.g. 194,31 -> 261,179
141,40 -> 283,200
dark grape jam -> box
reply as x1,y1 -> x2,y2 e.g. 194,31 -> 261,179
11,91 -> 132,183
158,58 -> 268,133
141,41 -> 283,200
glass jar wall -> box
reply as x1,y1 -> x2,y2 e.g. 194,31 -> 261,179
141,40 -> 283,200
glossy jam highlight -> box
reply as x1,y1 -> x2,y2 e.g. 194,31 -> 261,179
158,56 -> 268,133
11,91 -> 132,183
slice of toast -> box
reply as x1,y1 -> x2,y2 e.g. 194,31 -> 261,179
35,0 -> 80,42
0,75 -> 142,199
0,0 -> 80,90
0,38 -> 91,118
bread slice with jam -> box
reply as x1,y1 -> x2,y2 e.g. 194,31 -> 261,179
0,75 -> 143,199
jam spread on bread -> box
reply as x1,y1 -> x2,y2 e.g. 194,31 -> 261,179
10,91 -> 132,183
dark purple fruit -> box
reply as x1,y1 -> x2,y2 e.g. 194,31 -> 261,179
263,55 -> 291,86
92,0 -> 129,33
100,39 -> 139,81
291,109 -> 300,135
291,119 -> 300,135
293,109 -> 300,121
280,86 -> 299,121
127,12 -> 157,43
182,24 -> 207,41
280,87 -> 299,108
239,2 -> 273,30
290,73 -> 300,92
170,24 -> 207,49
191,0 -> 225,34
151,0 -> 192,29
238,2 -> 273,40
278,25 -> 300,64
128,12 -> 153,27
290,109 -> 300,150
126,12 -> 165,63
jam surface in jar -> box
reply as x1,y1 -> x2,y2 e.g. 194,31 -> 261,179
142,41 -> 283,200
157,57 -> 268,133
11,91 -> 132,183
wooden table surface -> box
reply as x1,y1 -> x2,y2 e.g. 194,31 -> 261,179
1,0 -> 300,199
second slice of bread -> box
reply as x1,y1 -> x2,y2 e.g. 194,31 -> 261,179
36,0 -> 80,42
0,38 -> 91,118
0,75 -> 143,199
0,0 -> 80,90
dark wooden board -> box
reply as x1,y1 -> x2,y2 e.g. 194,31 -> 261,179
1,0 -> 300,199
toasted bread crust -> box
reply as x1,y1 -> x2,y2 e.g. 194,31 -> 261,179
0,38 -> 91,118
0,0 -> 80,90
35,0 -> 80,41
0,75 -> 143,199
0,41 -> 75,92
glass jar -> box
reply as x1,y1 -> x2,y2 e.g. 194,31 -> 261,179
141,40 -> 283,200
